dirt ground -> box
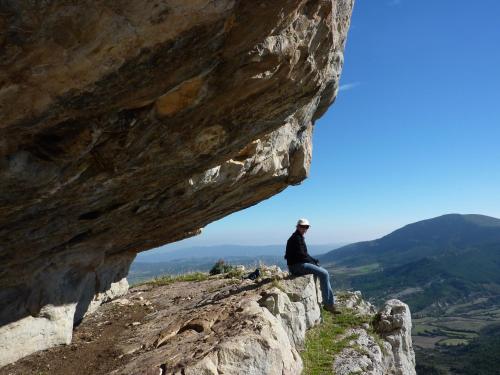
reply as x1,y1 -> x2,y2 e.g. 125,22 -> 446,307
0,277 -> 268,375
0,298 -> 151,375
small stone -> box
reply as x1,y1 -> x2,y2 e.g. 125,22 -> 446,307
112,298 -> 132,306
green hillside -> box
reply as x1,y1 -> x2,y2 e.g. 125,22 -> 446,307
318,214 -> 500,375
319,214 -> 500,268
318,215 -> 500,311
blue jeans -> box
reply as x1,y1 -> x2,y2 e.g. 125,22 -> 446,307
288,263 -> 334,306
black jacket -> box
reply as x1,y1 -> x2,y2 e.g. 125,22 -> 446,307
285,230 -> 318,266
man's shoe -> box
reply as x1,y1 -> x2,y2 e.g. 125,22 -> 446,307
324,304 -> 342,314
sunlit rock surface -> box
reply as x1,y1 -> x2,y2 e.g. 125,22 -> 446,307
0,271 -> 416,375
0,0 -> 354,365
333,295 -> 416,375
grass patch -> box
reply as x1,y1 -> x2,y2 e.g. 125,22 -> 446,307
350,263 -> 381,275
437,338 -> 469,346
369,330 -> 389,356
139,266 -> 244,289
440,329 -> 478,339
224,268 -> 244,279
270,278 -> 286,292
436,319 -> 487,333
302,309 -> 372,374
209,259 -> 234,275
412,324 -> 439,335
144,272 -> 209,286
335,291 -> 356,304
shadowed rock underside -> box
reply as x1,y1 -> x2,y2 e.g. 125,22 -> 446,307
0,0 -> 354,365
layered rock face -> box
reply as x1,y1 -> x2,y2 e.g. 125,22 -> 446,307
0,0 -> 354,365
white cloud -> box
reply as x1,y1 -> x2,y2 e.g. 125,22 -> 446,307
387,0 -> 402,6
338,82 -> 361,92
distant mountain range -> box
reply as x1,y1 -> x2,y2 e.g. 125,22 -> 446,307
130,243 -> 343,285
319,213 -> 500,269
318,214 -> 500,309
135,243 -> 342,263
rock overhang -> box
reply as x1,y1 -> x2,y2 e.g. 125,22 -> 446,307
0,0 -> 354,366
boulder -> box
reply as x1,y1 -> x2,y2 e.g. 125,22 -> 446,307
333,328 -> 392,375
332,294 -> 416,375
374,299 -> 416,375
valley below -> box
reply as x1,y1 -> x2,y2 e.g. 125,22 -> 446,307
329,264 -> 500,375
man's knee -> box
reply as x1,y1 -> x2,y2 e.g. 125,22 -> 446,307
316,266 -> 328,277
316,268 -> 329,281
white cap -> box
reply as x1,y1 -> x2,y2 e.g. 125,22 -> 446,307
297,218 -> 310,226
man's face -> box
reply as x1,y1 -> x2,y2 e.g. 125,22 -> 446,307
297,225 -> 309,235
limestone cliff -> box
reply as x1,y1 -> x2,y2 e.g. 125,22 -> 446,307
0,0 -> 354,365
332,294 -> 416,375
0,269 -> 416,374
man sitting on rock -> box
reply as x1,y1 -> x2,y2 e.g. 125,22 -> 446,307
285,218 -> 340,314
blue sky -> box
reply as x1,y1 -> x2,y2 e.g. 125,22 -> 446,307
154,0 -> 500,250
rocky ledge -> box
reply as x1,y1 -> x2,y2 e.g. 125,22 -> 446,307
0,0 -> 354,364
0,269 -> 416,374
333,293 -> 416,375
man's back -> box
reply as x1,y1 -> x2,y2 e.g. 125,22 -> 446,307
285,230 -> 309,265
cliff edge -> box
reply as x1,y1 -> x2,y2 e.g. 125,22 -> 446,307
1,269 -> 416,374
